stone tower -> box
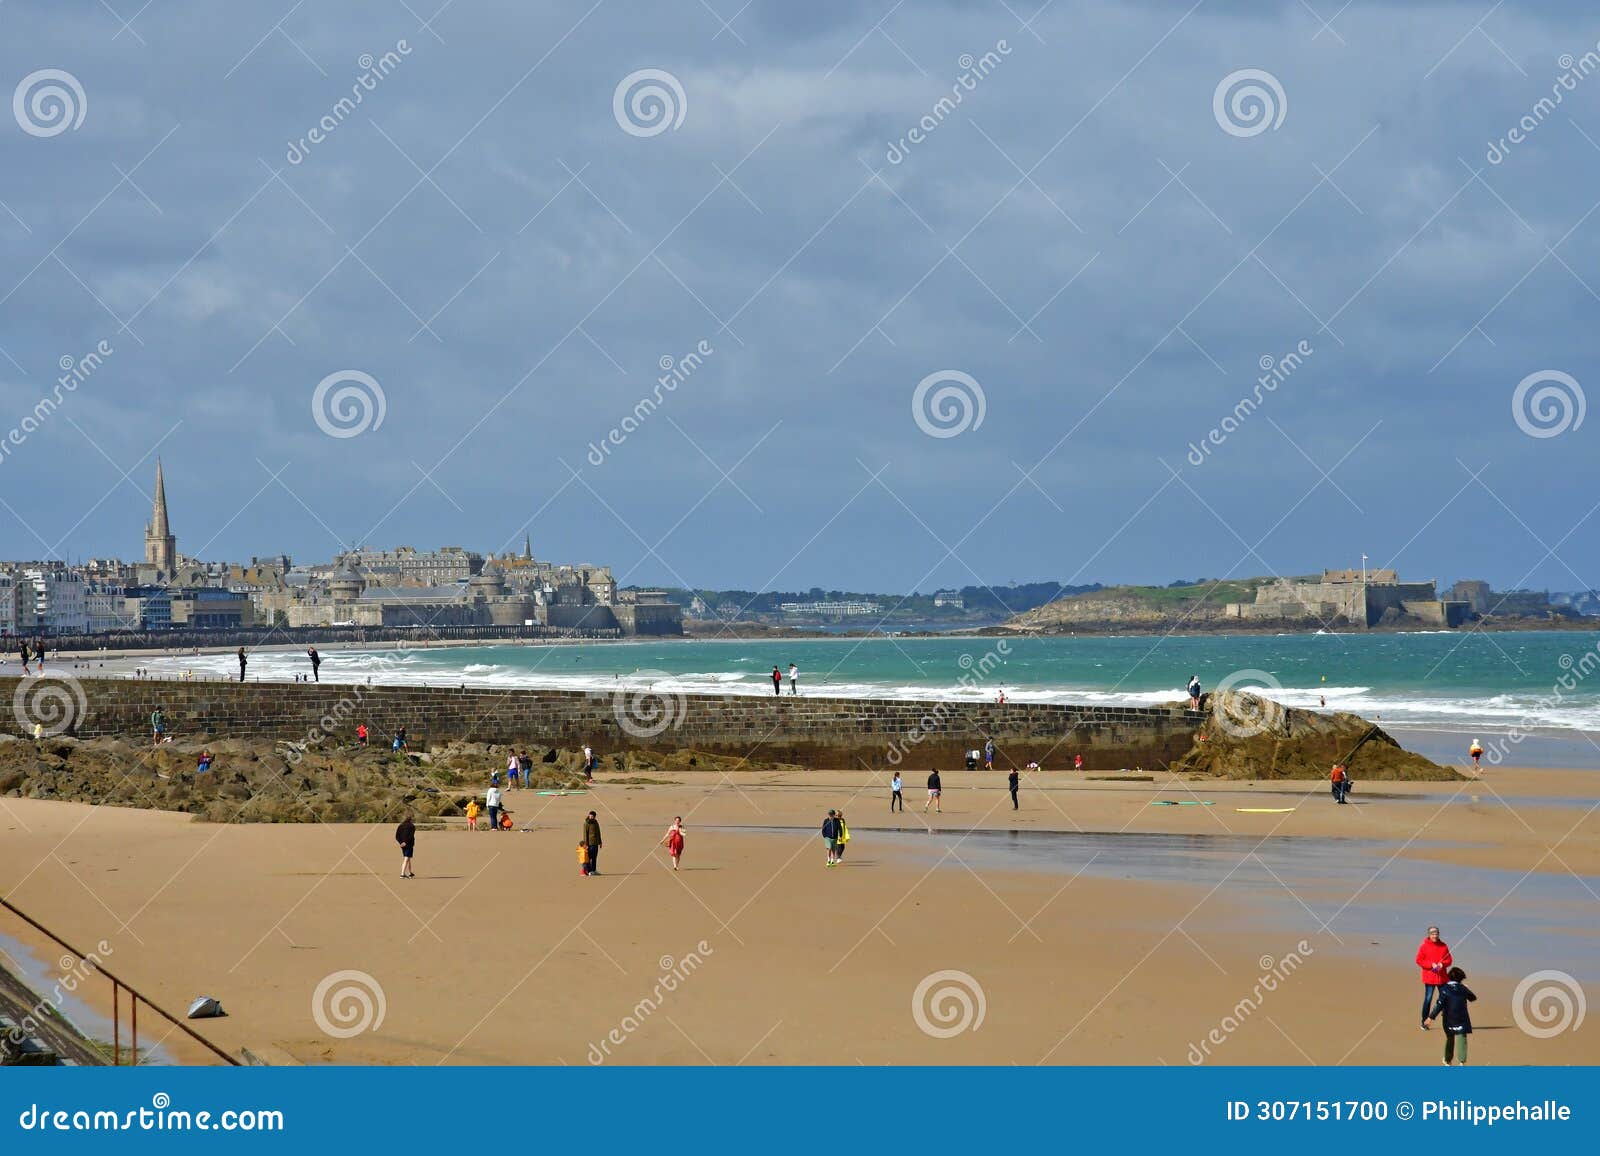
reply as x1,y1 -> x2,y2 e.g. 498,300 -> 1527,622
144,458 -> 177,576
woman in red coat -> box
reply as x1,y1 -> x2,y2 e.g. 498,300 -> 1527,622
1415,925 -> 1452,1028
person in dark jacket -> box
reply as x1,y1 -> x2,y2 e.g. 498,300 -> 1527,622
1008,767 -> 1019,810
1426,967 -> 1476,1064
307,646 -> 321,682
924,769 -> 942,813
237,646 -> 248,682
582,811 -> 603,876
395,813 -> 416,878
821,809 -> 838,866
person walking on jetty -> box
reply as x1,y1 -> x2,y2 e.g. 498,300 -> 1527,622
1330,763 -> 1350,804
1469,738 -> 1483,767
1426,967 -> 1477,1065
788,663 -> 799,695
771,666 -> 783,696
1187,674 -> 1202,710
890,771 -> 903,812
237,646 -> 248,682
485,783 -> 503,833
1008,767 -> 1019,810
924,768 -> 942,813
582,811 -> 603,875
18,643 -> 29,675
396,812 -> 416,878
662,816 -> 686,870
1416,926 -> 1453,1028
821,809 -> 839,866
307,646 -> 321,682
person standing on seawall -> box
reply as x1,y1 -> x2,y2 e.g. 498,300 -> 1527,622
789,663 -> 799,695
890,771 -> 903,812
771,666 -> 783,696
1416,925 -> 1452,1029
237,646 -> 248,682
1187,674 -> 1202,710
1426,967 -> 1476,1065
1008,767 -> 1019,810
307,646 -> 321,682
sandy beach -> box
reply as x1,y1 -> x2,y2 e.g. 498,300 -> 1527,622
0,766 -> 1594,1066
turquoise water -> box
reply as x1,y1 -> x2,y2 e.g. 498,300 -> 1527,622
153,630 -> 1600,743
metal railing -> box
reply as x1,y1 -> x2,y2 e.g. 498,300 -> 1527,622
0,896 -> 239,1066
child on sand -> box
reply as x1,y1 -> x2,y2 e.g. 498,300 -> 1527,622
466,799 -> 480,830
662,817 -> 686,870
1469,739 -> 1483,767
1426,967 -> 1476,1065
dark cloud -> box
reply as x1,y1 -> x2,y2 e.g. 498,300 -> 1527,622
1,0 -> 1596,593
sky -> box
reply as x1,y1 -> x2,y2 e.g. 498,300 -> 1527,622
0,0 -> 1597,596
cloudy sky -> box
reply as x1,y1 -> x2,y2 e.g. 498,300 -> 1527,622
1,0 -> 1597,594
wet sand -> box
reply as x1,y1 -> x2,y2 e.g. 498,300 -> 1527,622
0,767 -> 1594,1066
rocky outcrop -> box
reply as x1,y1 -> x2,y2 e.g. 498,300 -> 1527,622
1171,690 -> 1458,781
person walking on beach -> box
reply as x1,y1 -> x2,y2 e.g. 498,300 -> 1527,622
466,798 -> 480,830
924,768 -> 942,813
582,811 -> 603,875
485,783 -> 503,833
789,663 -> 799,695
1008,767 -> 1019,810
834,810 -> 850,861
890,771 -> 903,812
307,646 -> 321,682
1469,738 -> 1483,767
984,738 -> 995,770
1330,762 -> 1349,804
1187,674 -> 1202,710
506,753 -> 520,789
662,816 -> 686,870
1426,967 -> 1476,1065
1074,753 -> 1083,771
396,812 -> 416,878
771,666 -> 783,696
582,743 -> 594,781
821,809 -> 839,866
1416,926 -> 1453,1029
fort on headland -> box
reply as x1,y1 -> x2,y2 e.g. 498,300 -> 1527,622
1224,569 -> 1468,628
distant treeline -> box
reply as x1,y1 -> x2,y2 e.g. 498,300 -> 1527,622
641,582 -> 1103,617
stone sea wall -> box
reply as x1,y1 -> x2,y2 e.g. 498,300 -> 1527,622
2,677 -> 1204,770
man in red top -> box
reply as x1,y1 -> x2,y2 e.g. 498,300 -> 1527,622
1416,925 -> 1452,1028
1330,763 -> 1349,804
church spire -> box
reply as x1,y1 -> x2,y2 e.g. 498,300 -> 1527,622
151,458 -> 170,537
145,458 -> 177,575
524,532 -> 532,561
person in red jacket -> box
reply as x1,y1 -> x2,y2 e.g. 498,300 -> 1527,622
1416,925 -> 1452,1028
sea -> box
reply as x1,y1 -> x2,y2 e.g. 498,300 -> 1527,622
142,630 -> 1600,767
